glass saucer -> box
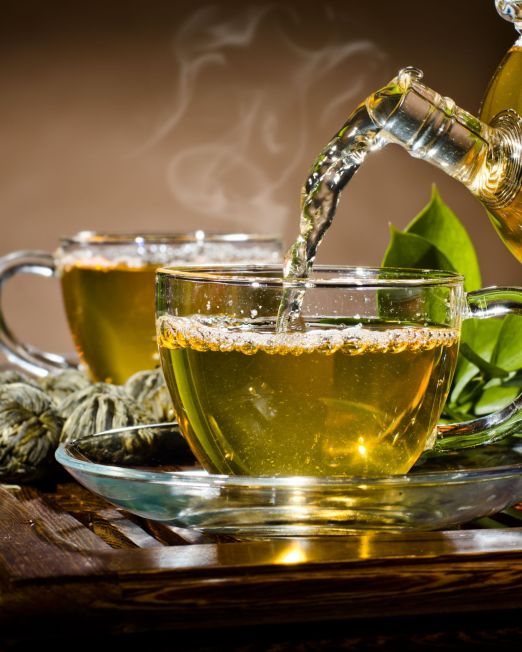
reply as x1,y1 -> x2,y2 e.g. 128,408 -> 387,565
55,423 -> 522,538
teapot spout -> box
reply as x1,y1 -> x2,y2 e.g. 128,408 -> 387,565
366,67 -> 522,262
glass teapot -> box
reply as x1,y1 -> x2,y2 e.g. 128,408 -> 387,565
356,0 -> 522,263
482,0 -> 522,123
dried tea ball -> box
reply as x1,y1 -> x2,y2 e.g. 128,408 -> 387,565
37,369 -> 92,405
58,382 -> 125,419
125,369 -> 175,422
0,383 -> 63,483
0,369 -> 38,387
76,423 -> 195,467
59,385 -> 150,443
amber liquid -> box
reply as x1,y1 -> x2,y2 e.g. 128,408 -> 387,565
61,261 -> 158,383
479,45 -> 522,262
158,315 -> 459,477
481,46 -> 522,122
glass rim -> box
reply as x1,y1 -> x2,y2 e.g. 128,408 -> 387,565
156,264 -> 465,288
59,230 -> 283,247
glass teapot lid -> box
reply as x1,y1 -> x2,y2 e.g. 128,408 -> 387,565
496,0 -> 522,32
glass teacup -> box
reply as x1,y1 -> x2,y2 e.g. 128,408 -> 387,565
156,264 -> 522,477
0,232 -> 282,383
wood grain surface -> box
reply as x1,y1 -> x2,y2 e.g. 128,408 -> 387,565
0,481 -> 521,650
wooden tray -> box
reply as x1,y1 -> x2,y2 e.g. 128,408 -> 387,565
1,480 -> 521,650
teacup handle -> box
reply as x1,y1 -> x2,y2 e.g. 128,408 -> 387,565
432,286 -> 522,453
0,250 -> 78,377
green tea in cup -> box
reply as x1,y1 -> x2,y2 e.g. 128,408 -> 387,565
156,265 -> 475,476
0,233 -> 282,383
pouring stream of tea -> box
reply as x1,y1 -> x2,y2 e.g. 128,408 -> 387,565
276,68 -> 416,331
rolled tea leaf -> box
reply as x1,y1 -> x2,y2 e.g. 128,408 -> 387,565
0,382 -> 63,483
124,369 -> 175,422
60,385 -> 150,443
37,369 -> 92,405
0,369 -> 38,387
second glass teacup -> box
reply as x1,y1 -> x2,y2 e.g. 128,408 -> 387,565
156,264 -> 522,477
0,232 -> 282,383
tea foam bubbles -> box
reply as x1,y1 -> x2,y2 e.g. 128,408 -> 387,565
60,242 -> 279,270
157,314 -> 459,356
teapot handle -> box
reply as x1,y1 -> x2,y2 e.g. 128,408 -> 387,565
432,287 -> 522,453
0,251 -> 78,377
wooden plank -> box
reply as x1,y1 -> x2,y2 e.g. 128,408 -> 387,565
45,480 -> 114,512
44,481 -> 166,548
94,558 -> 522,627
2,583 -> 521,650
0,485 -> 112,585
142,519 -> 214,545
85,508 -> 165,549
100,527 -> 522,575
1,542 -> 521,637
91,529 -> 521,627
46,482 -> 212,547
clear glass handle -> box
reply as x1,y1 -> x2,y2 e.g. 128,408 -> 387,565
432,286 -> 522,453
0,251 -> 77,376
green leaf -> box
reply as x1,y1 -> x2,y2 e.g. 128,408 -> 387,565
460,317 -> 505,360
501,370 -> 522,387
382,185 -> 481,291
449,317 -> 505,403
491,314 -> 522,371
380,186 -> 522,420
379,228 -> 455,325
404,185 -> 482,291
474,384 -> 520,415
382,226 -> 454,271
458,343 -> 508,378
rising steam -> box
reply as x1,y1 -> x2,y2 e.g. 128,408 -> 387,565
140,4 -> 386,232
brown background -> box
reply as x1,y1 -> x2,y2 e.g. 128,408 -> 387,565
0,0 -> 519,362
